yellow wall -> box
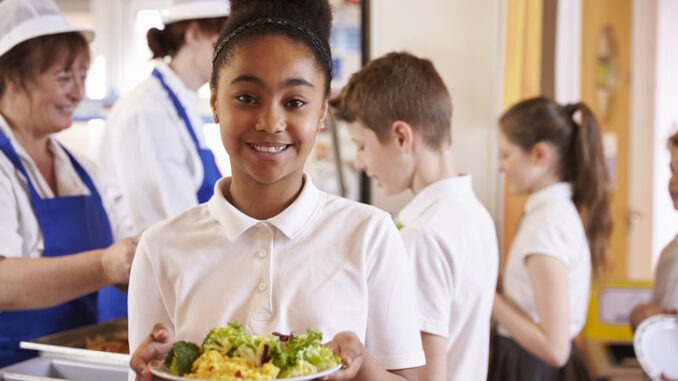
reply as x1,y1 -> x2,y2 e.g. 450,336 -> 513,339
501,0 -> 543,261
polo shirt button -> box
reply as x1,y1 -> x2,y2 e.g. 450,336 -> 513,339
258,225 -> 269,234
256,249 -> 267,258
258,282 -> 268,292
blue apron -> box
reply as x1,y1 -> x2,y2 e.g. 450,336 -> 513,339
152,68 -> 221,203
0,130 -> 114,366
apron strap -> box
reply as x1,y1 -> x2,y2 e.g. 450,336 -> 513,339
0,129 -> 103,201
0,129 -> 43,201
60,144 -> 101,199
151,68 -> 202,149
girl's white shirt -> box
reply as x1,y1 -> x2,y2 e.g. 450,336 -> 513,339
498,182 -> 592,339
651,234 -> 678,310
94,60 -> 209,234
127,175 -> 425,381
0,115 -> 131,258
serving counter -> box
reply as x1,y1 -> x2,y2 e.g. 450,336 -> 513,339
0,319 -> 129,381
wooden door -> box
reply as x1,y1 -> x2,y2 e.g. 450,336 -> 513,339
502,0 -> 633,279
581,0 -> 632,279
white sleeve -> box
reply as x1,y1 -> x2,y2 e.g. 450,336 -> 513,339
401,226 -> 453,337
364,213 -> 425,370
127,233 -> 173,354
110,104 -> 199,232
520,217 -> 574,266
0,164 -> 23,257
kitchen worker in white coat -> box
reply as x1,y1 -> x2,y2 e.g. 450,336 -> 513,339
95,0 -> 229,234
0,0 -> 135,366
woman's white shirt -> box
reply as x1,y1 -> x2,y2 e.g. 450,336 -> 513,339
0,115 -> 131,258
95,61 -> 208,234
498,182 -> 591,339
128,175 -> 425,376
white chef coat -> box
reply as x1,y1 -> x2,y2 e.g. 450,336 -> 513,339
651,235 -> 678,309
0,115 -> 131,258
498,182 -> 591,339
398,175 -> 499,381
95,61 -> 211,234
128,175 -> 425,377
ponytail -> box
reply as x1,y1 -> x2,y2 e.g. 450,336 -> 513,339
500,97 -> 612,277
566,102 -> 612,277
147,17 -> 227,59
146,27 -> 172,59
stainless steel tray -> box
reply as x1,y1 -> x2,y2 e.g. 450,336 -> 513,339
19,319 -> 130,368
1,356 -> 127,381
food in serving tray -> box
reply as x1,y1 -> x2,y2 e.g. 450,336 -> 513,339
84,331 -> 129,354
164,322 -> 342,380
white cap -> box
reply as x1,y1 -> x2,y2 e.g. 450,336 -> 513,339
0,0 -> 94,59
162,0 -> 231,25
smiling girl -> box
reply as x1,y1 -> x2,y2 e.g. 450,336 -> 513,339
127,1 -> 424,380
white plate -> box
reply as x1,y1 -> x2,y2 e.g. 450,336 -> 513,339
634,314 -> 678,380
148,359 -> 342,381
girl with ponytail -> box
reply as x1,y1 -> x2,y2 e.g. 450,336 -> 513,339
489,96 -> 612,381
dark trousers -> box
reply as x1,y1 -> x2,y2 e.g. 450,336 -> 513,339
488,335 -> 591,381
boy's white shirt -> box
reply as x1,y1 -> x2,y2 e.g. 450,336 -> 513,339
398,174 -> 499,381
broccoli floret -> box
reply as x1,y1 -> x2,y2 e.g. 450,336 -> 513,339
202,321 -> 246,356
164,340 -> 200,376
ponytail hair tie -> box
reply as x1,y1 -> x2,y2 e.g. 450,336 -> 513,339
563,103 -> 577,117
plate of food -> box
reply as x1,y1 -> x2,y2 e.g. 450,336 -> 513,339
634,314 -> 678,380
148,322 -> 343,381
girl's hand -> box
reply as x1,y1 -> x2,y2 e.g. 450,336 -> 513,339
321,331 -> 364,380
130,323 -> 175,381
630,304 -> 664,331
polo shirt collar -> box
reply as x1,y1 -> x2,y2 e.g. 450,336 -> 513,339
207,174 -> 321,241
524,182 -> 573,214
398,174 -> 474,226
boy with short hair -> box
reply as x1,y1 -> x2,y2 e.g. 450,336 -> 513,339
330,51 -> 499,381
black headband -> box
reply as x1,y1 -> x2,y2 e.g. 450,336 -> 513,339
212,17 -> 333,78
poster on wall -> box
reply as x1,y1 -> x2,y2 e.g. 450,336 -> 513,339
305,0 -> 364,201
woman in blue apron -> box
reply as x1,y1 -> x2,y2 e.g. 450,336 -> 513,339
0,0 -> 136,367
94,0 -> 228,236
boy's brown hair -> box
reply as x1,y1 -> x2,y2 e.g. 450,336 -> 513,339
330,51 -> 452,149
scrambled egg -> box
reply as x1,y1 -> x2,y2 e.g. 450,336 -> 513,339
187,350 -> 280,380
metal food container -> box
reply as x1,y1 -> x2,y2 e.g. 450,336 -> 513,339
0,319 -> 130,380
19,319 -> 130,368
1,356 -> 127,381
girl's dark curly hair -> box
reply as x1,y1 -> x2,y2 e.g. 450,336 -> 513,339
210,0 -> 333,95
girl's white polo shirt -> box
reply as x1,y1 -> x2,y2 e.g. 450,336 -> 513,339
128,175 -> 425,373
498,182 -> 591,339
651,235 -> 678,309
